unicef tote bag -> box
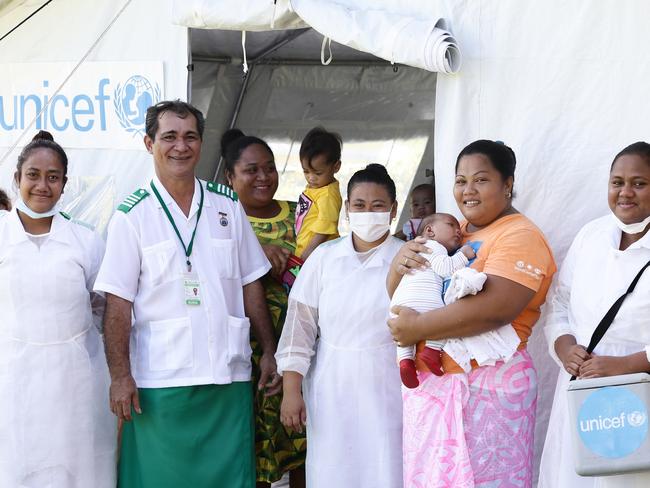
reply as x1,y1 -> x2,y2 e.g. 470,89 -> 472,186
567,259 -> 650,476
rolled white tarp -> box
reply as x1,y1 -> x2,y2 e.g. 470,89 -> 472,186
172,0 -> 461,74
171,0 -> 307,31
291,0 -> 461,74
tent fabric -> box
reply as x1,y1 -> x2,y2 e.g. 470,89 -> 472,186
173,0 -> 461,73
0,0 -> 188,234
432,1 -> 650,483
172,0 -> 308,31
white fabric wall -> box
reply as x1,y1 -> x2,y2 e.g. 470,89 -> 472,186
0,0 -> 187,233
433,1 -> 650,483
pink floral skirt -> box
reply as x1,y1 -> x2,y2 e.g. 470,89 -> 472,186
402,350 -> 537,488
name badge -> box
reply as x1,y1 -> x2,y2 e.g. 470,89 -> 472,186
183,274 -> 201,306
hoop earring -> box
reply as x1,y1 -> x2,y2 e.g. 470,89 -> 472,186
506,191 -> 512,198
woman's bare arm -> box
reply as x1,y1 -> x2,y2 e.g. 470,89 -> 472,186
386,238 -> 431,297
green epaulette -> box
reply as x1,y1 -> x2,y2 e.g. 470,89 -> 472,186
60,211 -> 71,220
117,188 -> 150,213
206,181 -> 238,202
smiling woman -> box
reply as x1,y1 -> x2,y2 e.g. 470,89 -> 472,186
223,129 -> 307,488
539,142 -> 650,488
0,131 -> 116,486
387,140 -> 557,486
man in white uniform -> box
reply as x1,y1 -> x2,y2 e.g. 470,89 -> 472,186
94,100 -> 278,487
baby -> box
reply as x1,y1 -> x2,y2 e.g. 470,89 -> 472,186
397,183 -> 435,241
390,213 -> 475,388
294,127 -> 343,260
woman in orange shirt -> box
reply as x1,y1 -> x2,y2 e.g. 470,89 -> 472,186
388,140 -> 556,487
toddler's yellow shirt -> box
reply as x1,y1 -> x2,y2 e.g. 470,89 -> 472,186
295,180 -> 342,257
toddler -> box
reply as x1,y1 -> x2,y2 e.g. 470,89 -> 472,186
295,127 -> 343,259
398,183 -> 435,240
390,213 -> 475,388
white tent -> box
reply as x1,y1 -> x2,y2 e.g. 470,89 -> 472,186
3,0 -> 650,485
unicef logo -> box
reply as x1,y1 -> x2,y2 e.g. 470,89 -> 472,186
113,75 -> 161,136
628,410 -> 647,427
577,386 -> 648,458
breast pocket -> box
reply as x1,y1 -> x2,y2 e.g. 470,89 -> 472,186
211,239 -> 239,279
142,240 -> 178,286
227,315 -> 252,366
147,317 -> 194,372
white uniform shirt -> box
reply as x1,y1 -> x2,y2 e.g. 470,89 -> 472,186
275,234 -> 404,488
539,218 -> 650,488
544,214 -> 650,365
94,176 -> 271,388
0,210 -> 116,488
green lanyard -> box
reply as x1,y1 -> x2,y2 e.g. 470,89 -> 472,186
150,179 -> 204,272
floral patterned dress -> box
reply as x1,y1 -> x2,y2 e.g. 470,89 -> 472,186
247,200 -> 307,483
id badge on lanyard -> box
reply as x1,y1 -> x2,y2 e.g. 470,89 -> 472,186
150,179 -> 205,307
183,273 -> 202,306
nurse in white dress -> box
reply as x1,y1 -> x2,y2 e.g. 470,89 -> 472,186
0,131 -> 116,488
539,142 -> 650,488
277,164 -> 404,488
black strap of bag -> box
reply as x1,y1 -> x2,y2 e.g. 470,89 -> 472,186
569,259 -> 650,381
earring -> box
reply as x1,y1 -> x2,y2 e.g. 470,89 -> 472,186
506,191 -> 512,198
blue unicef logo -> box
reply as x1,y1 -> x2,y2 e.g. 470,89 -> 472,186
113,75 -> 161,136
578,386 -> 648,458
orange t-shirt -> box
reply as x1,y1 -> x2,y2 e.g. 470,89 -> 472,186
416,213 -> 557,374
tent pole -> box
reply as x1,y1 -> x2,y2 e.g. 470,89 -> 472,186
212,28 -> 310,182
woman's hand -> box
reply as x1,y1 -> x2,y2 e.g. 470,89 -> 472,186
560,345 -> 591,377
262,244 -> 291,279
386,237 -> 431,297
555,335 -> 590,377
387,305 -> 422,346
258,351 -> 283,397
281,390 -> 307,433
579,354 -> 630,379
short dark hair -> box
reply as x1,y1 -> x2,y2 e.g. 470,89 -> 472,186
455,140 -> 516,182
299,127 -> 342,169
0,188 -> 10,211
220,129 -> 275,175
347,164 -> 396,202
611,141 -> 650,170
418,212 -> 458,236
411,183 -> 434,199
145,100 -> 205,140
16,130 -> 68,178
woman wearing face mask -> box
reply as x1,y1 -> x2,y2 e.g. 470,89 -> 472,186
538,142 -> 650,488
0,131 -> 116,487
276,164 -> 403,488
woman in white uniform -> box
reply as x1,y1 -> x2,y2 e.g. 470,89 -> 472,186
277,164 -> 403,488
0,131 -> 116,487
539,142 -> 650,488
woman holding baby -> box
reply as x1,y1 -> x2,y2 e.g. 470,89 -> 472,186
388,139 -> 557,487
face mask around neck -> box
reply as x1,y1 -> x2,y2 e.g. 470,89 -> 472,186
612,213 -> 650,234
15,197 -> 60,219
348,211 -> 391,242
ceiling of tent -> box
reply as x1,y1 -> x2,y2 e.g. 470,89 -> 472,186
190,27 -> 386,63
189,26 -> 437,232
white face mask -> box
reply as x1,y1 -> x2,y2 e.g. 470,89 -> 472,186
15,197 -> 61,219
612,213 -> 650,234
348,211 -> 391,242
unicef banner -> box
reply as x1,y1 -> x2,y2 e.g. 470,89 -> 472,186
0,62 -> 164,150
